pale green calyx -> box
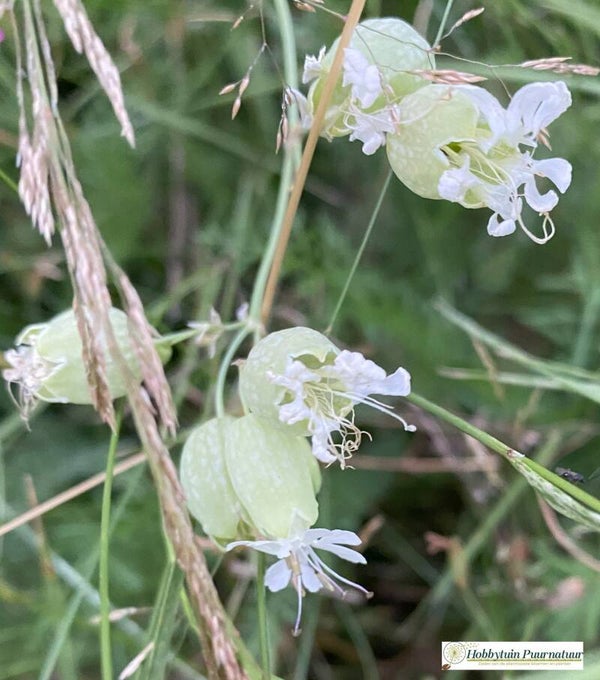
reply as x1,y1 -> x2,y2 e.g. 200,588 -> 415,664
179,416 -> 243,541
179,413 -> 321,542
226,414 -> 320,539
239,327 -> 339,429
2,308 -> 152,416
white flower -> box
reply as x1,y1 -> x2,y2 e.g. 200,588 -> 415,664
302,47 -> 327,84
227,528 -> 371,635
2,308 -> 146,419
346,105 -> 396,155
342,48 -> 383,109
387,82 -> 573,243
3,344 -> 58,418
268,349 -> 414,466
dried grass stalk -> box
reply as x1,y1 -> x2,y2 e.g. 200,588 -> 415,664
52,0 -> 135,146
110,256 -> 178,434
8,3 -> 246,674
128,388 -> 247,680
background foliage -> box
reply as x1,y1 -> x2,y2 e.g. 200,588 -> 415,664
1,0 -> 599,678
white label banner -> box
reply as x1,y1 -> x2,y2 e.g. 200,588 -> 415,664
441,641 -> 584,671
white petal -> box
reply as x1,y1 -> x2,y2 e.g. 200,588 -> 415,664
347,107 -> 395,155
311,436 -> 336,464
308,416 -> 338,462
375,367 -> 412,396
226,539 -> 291,559
333,351 -> 386,383
286,88 -> 313,129
305,529 -> 367,564
299,562 -> 323,593
342,48 -> 382,109
508,81 -> 571,138
302,46 -> 326,84
487,213 -> 517,237
279,397 -> 311,425
316,542 -> 367,564
438,157 -> 480,203
532,157 -> 572,193
265,559 -> 293,591
457,85 -> 506,150
524,177 -> 558,213
304,528 -> 360,546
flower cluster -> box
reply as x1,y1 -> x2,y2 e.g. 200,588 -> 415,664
296,17 -> 572,242
179,411 -> 372,634
180,326 -> 412,632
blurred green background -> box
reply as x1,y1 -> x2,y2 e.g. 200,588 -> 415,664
1,0 -> 599,678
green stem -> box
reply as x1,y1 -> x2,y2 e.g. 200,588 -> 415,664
256,553 -> 271,680
434,0 -> 456,46
158,322 -> 245,348
214,327 -> 251,417
0,167 -> 18,194
407,391 -> 600,513
249,0 -> 300,322
99,408 -> 122,680
248,152 -> 295,321
326,169 -> 392,334
272,0 -> 300,93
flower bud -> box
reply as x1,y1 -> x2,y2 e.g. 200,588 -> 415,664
3,308 -> 170,413
180,413 -> 321,542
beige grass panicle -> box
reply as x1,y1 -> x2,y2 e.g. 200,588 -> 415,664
52,0 -> 135,146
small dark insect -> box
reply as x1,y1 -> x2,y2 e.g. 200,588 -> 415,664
555,467 -> 585,485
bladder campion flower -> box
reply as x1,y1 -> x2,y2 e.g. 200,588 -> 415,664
297,18 -> 434,154
2,308 -> 165,417
386,82 -> 572,242
239,327 -> 414,467
180,414 -> 321,543
227,527 -> 371,636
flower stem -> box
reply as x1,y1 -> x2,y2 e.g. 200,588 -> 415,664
407,391 -> 600,513
259,0 -> 368,325
214,327 -> 250,417
99,407 -> 122,680
434,0 -> 456,47
256,552 -> 271,680
325,169 -> 392,334
0,167 -> 18,193
248,0 -> 299,324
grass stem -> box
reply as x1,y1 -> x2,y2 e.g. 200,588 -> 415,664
256,553 -> 271,680
99,408 -> 122,680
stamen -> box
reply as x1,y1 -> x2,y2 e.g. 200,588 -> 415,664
332,389 -> 416,432
516,212 -> 556,244
308,550 -> 373,598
